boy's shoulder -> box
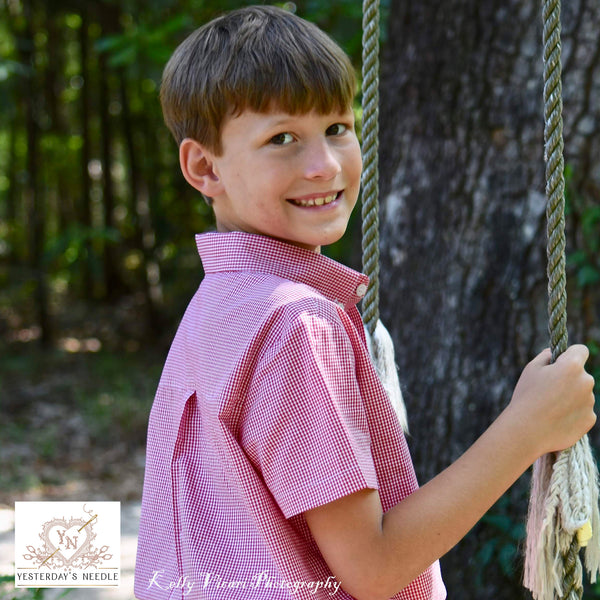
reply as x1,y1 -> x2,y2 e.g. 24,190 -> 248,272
204,264 -> 347,330
263,275 -> 347,326
193,231 -> 369,354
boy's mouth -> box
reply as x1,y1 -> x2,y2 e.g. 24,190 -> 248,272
287,191 -> 341,207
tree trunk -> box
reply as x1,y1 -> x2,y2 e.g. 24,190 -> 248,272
98,51 -> 120,300
119,73 -> 159,335
97,3 -> 124,301
5,107 -> 18,248
79,7 -> 94,298
21,0 -> 51,345
45,11 -> 71,236
378,1 -> 600,597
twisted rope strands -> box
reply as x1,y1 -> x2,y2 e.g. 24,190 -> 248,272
543,0 -> 568,364
542,1 -> 583,598
361,0 -> 380,336
561,543 -> 583,600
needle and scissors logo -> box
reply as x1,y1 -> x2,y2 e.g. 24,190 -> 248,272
15,502 -> 120,588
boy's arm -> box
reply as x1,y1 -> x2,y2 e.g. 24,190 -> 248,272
304,345 -> 596,600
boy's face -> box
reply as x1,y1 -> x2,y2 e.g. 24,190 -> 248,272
199,108 -> 362,252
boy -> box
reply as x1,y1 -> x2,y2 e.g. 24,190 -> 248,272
134,5 -> 596,600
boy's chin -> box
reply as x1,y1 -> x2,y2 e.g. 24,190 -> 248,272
298,232 -> 347,252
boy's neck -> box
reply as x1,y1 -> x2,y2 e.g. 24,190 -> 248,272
215,223 -> 322,254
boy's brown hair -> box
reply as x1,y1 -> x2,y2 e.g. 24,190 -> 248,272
160,5 -> 356,155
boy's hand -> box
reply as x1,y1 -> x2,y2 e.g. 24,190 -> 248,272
507,344 -> 596,458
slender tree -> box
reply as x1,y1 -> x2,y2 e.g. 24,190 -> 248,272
19,0 -> 51,345
98,20 -> 121,299
119,71 -> 159,333
79,6 -> 94,298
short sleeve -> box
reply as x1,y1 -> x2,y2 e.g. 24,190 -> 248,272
240,304 -> 379,518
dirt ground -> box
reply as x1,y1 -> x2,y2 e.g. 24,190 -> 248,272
0,448 -> 146,510
1,343 -> 157,511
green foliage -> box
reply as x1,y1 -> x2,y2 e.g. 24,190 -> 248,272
0,58 -> 29,82
565,165 -> 600,289
474,495 -> 525,588
43,225 -> 120,266
96,14 -> 193,70
0,0 -> 374,346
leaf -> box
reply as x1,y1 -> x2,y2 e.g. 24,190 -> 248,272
582,205 -> 600,228
577,265 -> 600,287
567,250 -> 588,267
499,544 -> 517,577
108,46 -> 138,68
95,34 -> 128,53
510,522 -> 526,542
153,14 -> 193,36
482,513 -> 513,532
146,45 -> 174,64
476,538 -> 499,568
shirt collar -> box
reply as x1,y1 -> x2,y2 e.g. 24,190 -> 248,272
196,231 -> 369,309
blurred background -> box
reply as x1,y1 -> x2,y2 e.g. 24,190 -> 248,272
0,0 -> 369,504
1,0 -> 600,598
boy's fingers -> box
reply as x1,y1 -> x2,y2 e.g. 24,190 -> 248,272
531,348 -> 552,366
557,344 -> 590,367
533,345 -> 590,369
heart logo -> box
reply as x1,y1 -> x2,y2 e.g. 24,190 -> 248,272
42,518 -> 92,567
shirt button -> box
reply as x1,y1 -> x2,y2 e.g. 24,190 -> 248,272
355,283 -> 368,298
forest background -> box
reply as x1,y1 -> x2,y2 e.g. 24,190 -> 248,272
1,0 -> 600,598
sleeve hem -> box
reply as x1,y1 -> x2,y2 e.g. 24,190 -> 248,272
279,467 -> 379,518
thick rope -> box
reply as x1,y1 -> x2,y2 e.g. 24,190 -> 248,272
524,0 -> 600,598
360,0 -> 409,432
543,0 -> 568,364
361,0 -> 380,336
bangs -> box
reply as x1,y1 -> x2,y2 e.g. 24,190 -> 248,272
221,37 -> 356,118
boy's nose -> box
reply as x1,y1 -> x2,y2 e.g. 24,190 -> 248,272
302,141 -> 342,180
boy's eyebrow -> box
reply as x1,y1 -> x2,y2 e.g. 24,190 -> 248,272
261,112 -> 353,129
264,116 -> 297,128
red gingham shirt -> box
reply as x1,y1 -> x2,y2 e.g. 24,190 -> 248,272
135,232 -> 446,600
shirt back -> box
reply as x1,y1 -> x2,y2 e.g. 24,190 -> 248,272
134,232 -> 445,600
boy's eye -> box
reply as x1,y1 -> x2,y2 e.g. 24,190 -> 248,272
326,123 -> 348,136
270,132 -> 294,145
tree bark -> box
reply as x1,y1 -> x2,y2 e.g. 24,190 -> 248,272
378,1 -> 600,597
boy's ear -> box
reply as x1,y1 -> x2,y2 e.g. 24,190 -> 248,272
179,138 -> 224,198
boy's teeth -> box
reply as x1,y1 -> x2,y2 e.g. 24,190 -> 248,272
292,193 -> 337,207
